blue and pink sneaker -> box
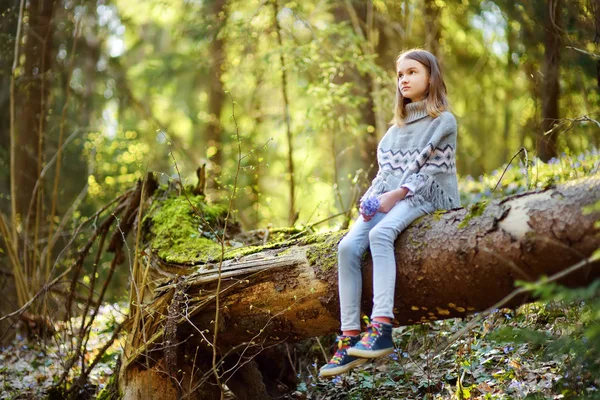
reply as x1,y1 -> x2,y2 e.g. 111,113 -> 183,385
318,335 -> 366,377
346,320 -> 395,359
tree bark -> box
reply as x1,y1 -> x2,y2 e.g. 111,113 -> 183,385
537,0 -> 562,162
502,10 -> 515,164
205,0 -> 227,178
120,175 -> 600,399
0,0 -> 18,215
423,0 -> 441,57
15,0 -> 56,228
0,0 -> 19,345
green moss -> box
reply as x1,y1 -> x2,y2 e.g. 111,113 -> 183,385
458,200 -> 489,229
305,231 -> 345,272
268,227 -> 307,242
145,192 -> 228,264
96,369 -> 120,400
432,210 -> 446,222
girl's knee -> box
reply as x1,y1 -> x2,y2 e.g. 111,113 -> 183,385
338,236 -> 361,258
368,225 -> 397,243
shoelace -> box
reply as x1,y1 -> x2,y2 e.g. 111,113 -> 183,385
329,336 -> 352,365
358,321 -> 383,349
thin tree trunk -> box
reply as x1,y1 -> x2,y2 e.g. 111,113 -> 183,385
14,0 -> 55,232
272,0 -> 297,225
423,0 -> 441,57
0,1 -> 18,215
502,17 -> 515,164
341,0 -> 383,188
205,0 -> 227,177
0,0 -> 20,346
537,0 -> 562,162
594,0 -> 600,88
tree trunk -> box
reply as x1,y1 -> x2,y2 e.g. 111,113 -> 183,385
0,0 -> 18,215
120,175 -> 600,399
423,0 -> 441,57
205,0 -> 227,178
537,0 -> 562,162
15,0 -> 56,229
0,0 -> 55,344
0,0 -> 19,345
502,12 -> 515,164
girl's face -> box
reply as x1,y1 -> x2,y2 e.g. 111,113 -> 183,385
397,58 -> 430,102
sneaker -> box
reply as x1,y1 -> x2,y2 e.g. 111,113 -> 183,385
346,320 -> 394,358
318,335 -> 366,377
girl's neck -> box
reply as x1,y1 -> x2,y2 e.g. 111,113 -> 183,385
404,100 -> 428,123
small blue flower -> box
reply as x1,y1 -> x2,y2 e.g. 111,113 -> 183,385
332,376 -> 342,384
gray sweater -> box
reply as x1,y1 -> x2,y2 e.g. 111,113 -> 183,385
361,100 -> 460,210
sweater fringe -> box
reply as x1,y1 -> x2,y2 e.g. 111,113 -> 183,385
403,173 -> 456,211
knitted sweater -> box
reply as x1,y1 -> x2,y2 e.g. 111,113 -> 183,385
360,100 -> 460,211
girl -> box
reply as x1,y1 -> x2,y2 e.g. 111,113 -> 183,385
319,49 -> 460,377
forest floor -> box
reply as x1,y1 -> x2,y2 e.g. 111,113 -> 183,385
0,304 -> 125,399
299,295 -> 599,400
0,293 -> 598,399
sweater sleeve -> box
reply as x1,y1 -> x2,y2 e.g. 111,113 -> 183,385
359,168 -> 384,204
400,181 -> 417,195
402,113 -> 458,210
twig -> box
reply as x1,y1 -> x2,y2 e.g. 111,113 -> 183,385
67,322 -> 124,397
0,192 -> 130,324
285,344 -> 298,377
566,45 -> 600,59
314,337 -> 328,364
493,147 -> 526,192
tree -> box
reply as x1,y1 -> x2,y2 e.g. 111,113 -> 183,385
205,0 -> 227,177
537,0 -> 562,161
117,174 -> 600,399
14,0 -> 56,251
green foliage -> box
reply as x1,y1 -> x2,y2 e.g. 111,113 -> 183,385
459,149 -> 600,205
489,279 -> 600,398
144,190 -> 228,264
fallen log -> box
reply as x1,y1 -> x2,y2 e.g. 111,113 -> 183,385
120,174 -> 600,399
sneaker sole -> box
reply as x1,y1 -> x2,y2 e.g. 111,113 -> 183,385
318,358 -> 367,377
346,347 -> 394,359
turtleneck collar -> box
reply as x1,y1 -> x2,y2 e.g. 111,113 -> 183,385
404,100 -> 429,124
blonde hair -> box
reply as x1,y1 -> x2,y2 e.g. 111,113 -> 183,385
391,49 -> 449,127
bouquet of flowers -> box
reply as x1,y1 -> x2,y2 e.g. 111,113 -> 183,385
360,196 -> 380,217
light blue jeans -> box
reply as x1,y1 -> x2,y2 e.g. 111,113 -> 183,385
338,199 -> 435,331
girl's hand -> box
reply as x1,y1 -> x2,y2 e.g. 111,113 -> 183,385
360,205 -> 374,222
378,191 -> 401,213
360,188 -> 408,221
